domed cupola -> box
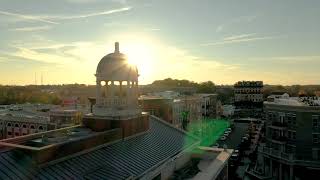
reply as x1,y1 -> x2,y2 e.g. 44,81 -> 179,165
93,42 -> 141,117
96,42 -> 138,81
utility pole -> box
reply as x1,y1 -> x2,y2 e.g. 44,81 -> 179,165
35,72 -> 37,85
41,73 -> 43,85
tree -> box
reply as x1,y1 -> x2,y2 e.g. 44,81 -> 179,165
197,81 -> 216,93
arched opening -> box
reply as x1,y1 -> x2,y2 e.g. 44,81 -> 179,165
22,124 -> 27,128
39,126 -> 43,130
101,81 -> 108,98
100,81 -> 106,86
7,123 -> 11,127
30,125 -> 35,129
15,124 -> 19,128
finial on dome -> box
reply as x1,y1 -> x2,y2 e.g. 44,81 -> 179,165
115,42 -> 119,53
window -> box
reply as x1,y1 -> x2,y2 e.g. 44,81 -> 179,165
39,126 -> 43,130
312,115 -> 319,129
15,132 -> 19,136
7,131 -> 12,136
292,114 -> 296,125
313,134 -> 320,144
22,124 -> 27,128
15,124 -> 19,128
30,125 -> 35,129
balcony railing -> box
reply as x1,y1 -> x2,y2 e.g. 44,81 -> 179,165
271,122 -> 287,127
259,146 -> 294,161
271,136 -> 287,142
259,145 -> 320,167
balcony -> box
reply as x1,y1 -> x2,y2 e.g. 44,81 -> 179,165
258,145 -> 294,162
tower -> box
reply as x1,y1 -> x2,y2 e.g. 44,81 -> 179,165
83,42 -> 149,137
93,42 -> 141,117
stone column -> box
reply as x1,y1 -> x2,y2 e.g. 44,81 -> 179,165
110,81 -> 115,99
96,80 -> 101,105
279,163 -> 282,180
119,81 -> 123,98
289,165 -> 293,180
126,80 -> 130,105
270,159 -> 273,176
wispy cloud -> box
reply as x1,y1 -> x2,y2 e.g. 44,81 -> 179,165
51,7 -> 131,20
201,33 -> 278,46
0,7 -> 131,24
144,28 -> 161,31
67,0 -> 127,5
216,15 -> 258,33
223,33 -> 257,41
0,10 -> 58,24
250,55 -> 320,63
11,25 -> 52,32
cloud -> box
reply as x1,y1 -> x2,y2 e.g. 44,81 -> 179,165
200,33 -> 277,46
250,55 -> 320,63
216,15 -> 258,32
8,47 -> 77,65
144,28 -> 161,31
67,0 -> 127,4
0,10 -> 58,24
223,33 -> 257,41
0,7 -> 131,24
50,7 -> 132,20
11,25 -> 52,32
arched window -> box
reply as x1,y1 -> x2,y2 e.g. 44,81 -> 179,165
7,123 -> 11,127
100,81 -> 106,86
22,124 -> 27,128
38,126 -> 43,130
15,124 -> 19,128
30,125 -> 35,129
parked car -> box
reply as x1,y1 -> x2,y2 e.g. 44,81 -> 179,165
220,136 -> 227,141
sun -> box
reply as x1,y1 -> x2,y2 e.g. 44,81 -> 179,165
122,42 -> 155,78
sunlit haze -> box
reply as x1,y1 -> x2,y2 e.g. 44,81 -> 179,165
0,0 -> 320,85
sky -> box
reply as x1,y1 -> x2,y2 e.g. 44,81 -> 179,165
0,0 -> 319,85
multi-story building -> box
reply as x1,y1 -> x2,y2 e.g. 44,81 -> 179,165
234,81 -> 263,117
139,95 -> 202,130
0,114 -> 50,139
172,96 -> 202,130
198,94 -> 220,118
247,94 -> 320,180
0,104 -> 83,139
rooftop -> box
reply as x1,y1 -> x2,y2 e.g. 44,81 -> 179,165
265,96 -> 320,107
0,116 -> 199,179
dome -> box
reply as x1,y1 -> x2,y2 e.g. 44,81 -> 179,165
96,42 -> 138,81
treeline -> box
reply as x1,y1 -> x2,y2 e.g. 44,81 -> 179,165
150,78 -> 320,103
152,78 -> 217,93
1,80 -> 319,105
0,85 -> 62,105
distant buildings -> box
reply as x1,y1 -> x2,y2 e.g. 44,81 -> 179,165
139,92 -> 220,130
247,94 -> 320,180
234,81 -> 263,117
139,94 -> 202,130
0,104 -> 83,139
198,93 -> 220,118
